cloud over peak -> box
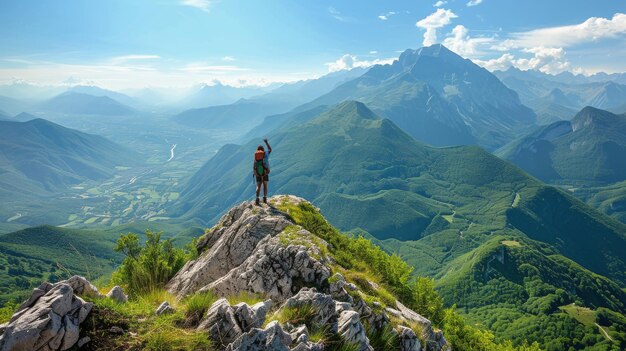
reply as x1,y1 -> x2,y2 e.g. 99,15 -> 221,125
326,54 -> 395,72
416,8 -> 458,46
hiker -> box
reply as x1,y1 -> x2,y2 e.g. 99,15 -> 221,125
253,138 -> 272,205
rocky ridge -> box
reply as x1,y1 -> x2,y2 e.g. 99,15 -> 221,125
0,195 -> 450,351
167,195 -> 450,351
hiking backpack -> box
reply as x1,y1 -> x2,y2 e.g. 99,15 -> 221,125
254,150 -> 266,176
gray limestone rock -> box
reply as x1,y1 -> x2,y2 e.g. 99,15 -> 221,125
0,282 -> 93,351
398,326 -> 422,351
225,321 -> 292,351
155,301 -> 175,315
337,310 -> 373,351
106,286 -> 127,303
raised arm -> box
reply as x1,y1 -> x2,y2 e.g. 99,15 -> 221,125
264,139 -> 272,154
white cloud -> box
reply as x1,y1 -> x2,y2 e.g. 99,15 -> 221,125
221,56 -> 236,61
518,47 -> 572,74
326,54 -> 396,72
467,0 -> 483,7
369,51 -> 378,55
378,11 -> 396,21
416,9 -> 458,46
180,0 -> 212,12
505,13 -> 626,49
110,54 -> 160,65
473,54 -> 516,71
442,25 -> 494,57
473,47 -> 573,74
328,7 -> 352,22
433,1 -> 447,7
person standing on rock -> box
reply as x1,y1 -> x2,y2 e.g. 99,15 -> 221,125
253,138 -> 272,205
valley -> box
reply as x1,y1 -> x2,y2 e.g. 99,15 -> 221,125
0,113 -> 237,233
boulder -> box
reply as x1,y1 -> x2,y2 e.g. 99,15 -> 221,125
386,301 -> 449,351
198,298 -> 273,348
328,273 -> 353,304
282,288 -> 336,328
155,301 -> 175,315
352,295 -> 389,331
225,321 -> 292,351
198,298 -> 244,347
106,286 -> 127,303
63,276 -> 102,298
167,201 -> 293,298
337,310 -> 373,351
398,326 -> 422,351
0,282 -> 93,351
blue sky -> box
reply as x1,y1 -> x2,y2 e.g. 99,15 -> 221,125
0,0 -> 625,89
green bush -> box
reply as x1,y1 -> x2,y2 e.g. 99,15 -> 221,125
411,277 -> 444,325
112,230 -> 192,296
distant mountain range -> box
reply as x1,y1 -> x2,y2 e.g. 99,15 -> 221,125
38,92 -> 136,116
176,82 -> 270,109
496,106 -> 626,183
67,85 -> 137,107
495,67 -> 626,121
0,118 -> 138,196
297,44 -> 535,150
0,95 -> 30,116
172,67 -> 366,131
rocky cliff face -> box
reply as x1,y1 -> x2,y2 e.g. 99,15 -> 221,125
0,195 -> 450,351
167,195 -> 450,351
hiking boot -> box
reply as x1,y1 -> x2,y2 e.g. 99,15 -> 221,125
263,197 -> 267,204
255,197 -> 260,206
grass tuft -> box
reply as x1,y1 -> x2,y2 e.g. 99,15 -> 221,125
183,290 -> 218,327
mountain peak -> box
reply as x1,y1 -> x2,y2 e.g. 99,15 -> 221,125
415,44 -> 455,58
311,100 -> 380,126
397,44 -> 464,68
334,100 -> 377,118
571,106 -> 622,131
13,112 -> 38,122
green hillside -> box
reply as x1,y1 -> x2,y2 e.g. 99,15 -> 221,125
571,180 -> 626,224
0,226 -> 120,304
436,236 -> 626,350
177,101 -> 536,241
0,223 -> 202,305
0,118 -> 139,194
496,107 -> 626,183
175,100 -> 626,349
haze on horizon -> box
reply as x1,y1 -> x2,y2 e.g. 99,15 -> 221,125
0,0 -> 625,90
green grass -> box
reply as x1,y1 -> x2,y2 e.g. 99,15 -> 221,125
225,291 -> 266,306
501,240 -> 521,247
85,289 -> 213,351
270,303 -> 317,326
559,304 -> 596,327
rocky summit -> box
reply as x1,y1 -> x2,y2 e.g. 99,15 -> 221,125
0,195 -> 449,351
167,195 -> 449,351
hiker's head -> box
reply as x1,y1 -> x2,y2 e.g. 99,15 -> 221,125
257,145 -> 265,151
